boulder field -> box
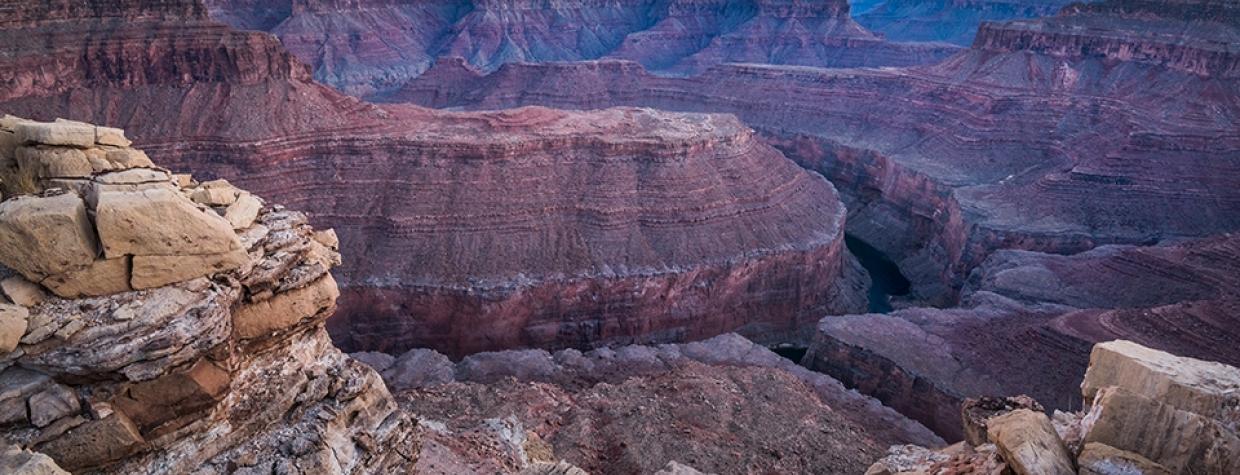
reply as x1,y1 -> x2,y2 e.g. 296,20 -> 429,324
0,0 -> 864,357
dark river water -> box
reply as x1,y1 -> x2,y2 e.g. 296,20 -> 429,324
844,235 -> 912,313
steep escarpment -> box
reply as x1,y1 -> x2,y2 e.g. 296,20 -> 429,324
319,106 -> 855,357
1,0 -> 861,357
804,235 -> 1240,440
204,0 -> 959,96
391,0 -> 1240,306
856,0 -> 1074,45
362,334 -> 942,474
0,118 -> 416,473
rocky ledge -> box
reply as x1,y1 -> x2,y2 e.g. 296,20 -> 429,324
355,333 -> 942,474
866,340 -> 1240,475
0,118 -> 416,473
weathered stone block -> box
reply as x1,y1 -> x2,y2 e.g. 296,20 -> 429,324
1082,340 -> 1240,428
14,122 -> 95,148
103,149 -> 152,169
0,193 -> 98,281
1077,442 -> 1170,475
233,274 -> 339,339
36,409 -> 144,471
0,303 -> 29,352
312,229 -> 339,250
962,395 -> 1044,446
1082,386 -> 1240,475
986,409 -> 1075,475
94,127 -> 130,147
0,367 -> 51,425
0,443 -> 69,475
94,187 -> 242,259
28,384 -> 80,428
1,276 -> 48,307
224,193 -> 262,230
131,249 -> 249,290
112,358 -> 229,433
15,147 -> 91,179
41,257 -> 132,298
190,179 -> 240,206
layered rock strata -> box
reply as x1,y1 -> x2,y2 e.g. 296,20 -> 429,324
204,0 -> 959,96
856,0 -> 1074,45
0,1 -> 859,357
0,119 -> 416,473
866,340 -> 1240,475
362,333 -> 942,474
391,0 -> 1240,306
804,234 -> 1240,440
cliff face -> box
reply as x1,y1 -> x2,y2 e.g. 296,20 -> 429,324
803,234 -> 1240,440
203,0 -> 959,96
390,0 -> 1240,307
0,118 -> 416,473
0,0 -> 861,357
856,0 -> 1075,45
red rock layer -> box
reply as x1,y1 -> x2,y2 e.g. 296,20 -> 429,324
202,0 -> 959,95
0,1 -> 854,357
804,235 -> 1240,440
389,2 -> 1240,305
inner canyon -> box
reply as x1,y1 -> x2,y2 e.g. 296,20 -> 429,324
0,0 -> 1237,473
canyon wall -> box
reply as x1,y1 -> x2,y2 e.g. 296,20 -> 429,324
389,0 -> 1240,306
0,0 -> 863,357
203,0 -> 959,95
857,0 -> 1074,45
804,234 -> 1240,440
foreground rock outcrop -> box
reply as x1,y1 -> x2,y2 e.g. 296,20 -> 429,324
866,340 -> 1240,475
0,119 -> 416,473
358,333 -> 942,474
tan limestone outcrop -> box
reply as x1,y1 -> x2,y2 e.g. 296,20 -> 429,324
1082,339 -> 1240,429
867,340 -> 1240,475
0,117 -> 415,473
0,118 -> 252,298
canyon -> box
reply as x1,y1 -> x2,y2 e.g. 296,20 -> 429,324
1,0 -> 1238,473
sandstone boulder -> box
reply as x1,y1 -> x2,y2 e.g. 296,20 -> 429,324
36,408 -> 144,471
986,409 -> 1075,475
191,179 -> 240,206
103,149 -> 152,169
28,384 -> 79,428
224,192 -> 262,229
312,228 -> 339,250
1081,386 -> 1240,475
0,193 -> 98,282
1077,442 -> 1170,475
233,274 -> 339,340
14,122 -> 94,148
962,395 -> 1045,446
40,257 -> 131,298
0,303 -> 28,352
94,187 -> 242,258
1082,340 -> 1240,428
131,250 -> 249,290
0,444 -> 68,475
0,367 -> 51,425
1,277 -> 47,307
15,147 -> 92,179
112,358 -> 230,435
94,127 -> 130,147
